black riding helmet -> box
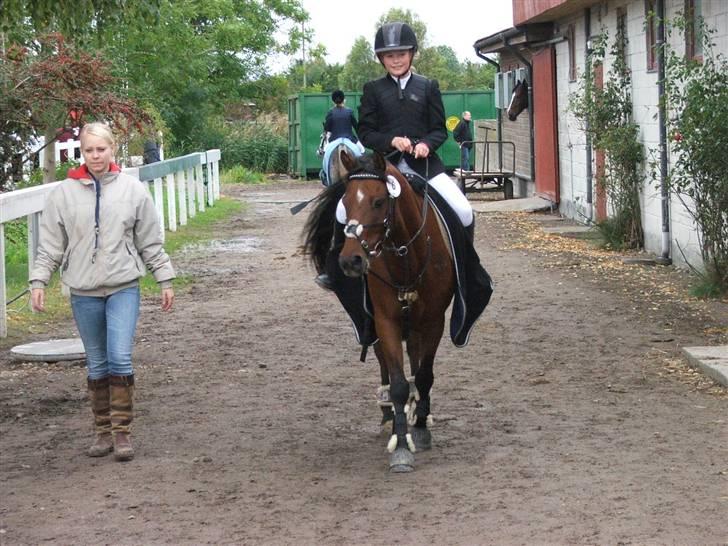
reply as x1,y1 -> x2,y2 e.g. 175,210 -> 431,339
374,22 -> 418,55
331,90 -> 345,104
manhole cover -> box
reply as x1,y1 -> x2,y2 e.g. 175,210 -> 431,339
10,338 -> 86,362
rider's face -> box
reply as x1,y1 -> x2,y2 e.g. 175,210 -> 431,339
381,50 -> 412,78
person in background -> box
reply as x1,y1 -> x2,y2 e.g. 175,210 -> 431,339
30,122 -> 175,462
142,139 -> 161,165
324,90 -> 361,147
453,111 -> 473,171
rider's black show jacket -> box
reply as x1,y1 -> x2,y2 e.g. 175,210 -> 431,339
324,106 -> 359,143
358,73 -> 447,178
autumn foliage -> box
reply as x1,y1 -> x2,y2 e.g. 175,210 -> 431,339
1,33 -> 152,188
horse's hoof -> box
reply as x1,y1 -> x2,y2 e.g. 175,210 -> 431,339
389,448 -> 414,472
410,426 -> 432,451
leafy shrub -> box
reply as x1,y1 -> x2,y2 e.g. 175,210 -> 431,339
221,165 -> 266,184
569,31 -> 644,250
662,15 -> 728,295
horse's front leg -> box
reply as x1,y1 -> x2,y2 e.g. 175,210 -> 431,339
376,349 -> 393,431
374,326 -> 416,473
408,316 -> 445,452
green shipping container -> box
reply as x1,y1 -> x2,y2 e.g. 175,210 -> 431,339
288,90 -> 495,178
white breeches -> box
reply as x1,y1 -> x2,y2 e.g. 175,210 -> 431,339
335,159 -> 474,227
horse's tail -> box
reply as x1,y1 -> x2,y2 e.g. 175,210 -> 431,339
301,181 -> 346,272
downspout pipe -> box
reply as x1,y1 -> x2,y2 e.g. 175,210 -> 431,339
655,0 -> 672,264
584,8 -> 594,222
504,42 -> 535,184
475,50 -> 503,166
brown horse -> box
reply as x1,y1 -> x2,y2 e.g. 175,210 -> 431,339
507,79 -> 529,121
336,149 -> 456,472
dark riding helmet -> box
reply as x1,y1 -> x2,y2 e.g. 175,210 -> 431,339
331,89 -> 345,104
374,22 -> 418,54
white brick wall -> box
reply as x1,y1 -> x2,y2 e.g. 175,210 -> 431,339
553,0 -> 727,269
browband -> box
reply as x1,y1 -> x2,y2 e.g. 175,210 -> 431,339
348,172 -> 388,182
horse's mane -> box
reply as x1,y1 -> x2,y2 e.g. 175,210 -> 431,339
302,181 -> 345,271
301,152 -> 388,271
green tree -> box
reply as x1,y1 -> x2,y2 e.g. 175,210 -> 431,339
416,45 -> 460,88
0,34 -> 151,189
460,60 -> 496,90
0,1 -> 161,181
338,36 -> 381,92
102,0 -> 306,152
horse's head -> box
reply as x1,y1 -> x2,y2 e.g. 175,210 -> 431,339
337,149 -> 402,277
507,79 -> 529,121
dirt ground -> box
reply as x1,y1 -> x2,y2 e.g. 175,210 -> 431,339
1,179 -> 726,546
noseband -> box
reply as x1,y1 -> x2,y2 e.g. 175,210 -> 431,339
344,171 -> 396,258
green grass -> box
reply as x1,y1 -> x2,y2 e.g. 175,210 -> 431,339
221,165 -> 266,184
689,275 -> 727,300
4,196 -> 244,335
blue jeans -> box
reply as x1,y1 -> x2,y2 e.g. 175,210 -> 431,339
71,286 -> 140,380
460,146 -> 470,171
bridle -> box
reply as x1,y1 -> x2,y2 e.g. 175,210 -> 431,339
343,166 -> 432,301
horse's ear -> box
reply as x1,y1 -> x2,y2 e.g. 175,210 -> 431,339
372,151 -> 387,173
339,148 -> 357,171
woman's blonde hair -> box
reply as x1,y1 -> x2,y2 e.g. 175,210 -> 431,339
80,122 -> 116,150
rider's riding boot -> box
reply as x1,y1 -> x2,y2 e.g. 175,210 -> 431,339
110,374 -> 135,462
87,376 -> 113,457
315,221 -> 346,291
315,272 -> 335,291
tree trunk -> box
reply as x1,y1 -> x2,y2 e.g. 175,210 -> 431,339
42,126 -> 56,183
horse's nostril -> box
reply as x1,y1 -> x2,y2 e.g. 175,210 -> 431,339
339,254 -> 366,277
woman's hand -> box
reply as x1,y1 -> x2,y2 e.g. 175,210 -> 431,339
31,288 -> 45,312
413,141 -> 430,159
390,136 -> 413,154
161,287 -> 174,311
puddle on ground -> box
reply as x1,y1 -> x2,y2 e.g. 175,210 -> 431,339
178,236 -> 263,257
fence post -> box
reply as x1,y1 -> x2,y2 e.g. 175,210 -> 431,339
165,173 -> 177,231
195,162 -> 205,213
1,223 -> 6,338
186,167 -> 196,218
27,212 -> 40,278
177,170 -> 188,226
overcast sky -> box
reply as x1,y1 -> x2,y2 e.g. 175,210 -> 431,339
276,0 -> 514,69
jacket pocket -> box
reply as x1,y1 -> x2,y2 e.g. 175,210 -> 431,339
61,249 -> 71,274
125,242 -> 143,274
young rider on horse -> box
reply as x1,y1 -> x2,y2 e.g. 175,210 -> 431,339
316,21 -> 475,290
324,90 -> 362,147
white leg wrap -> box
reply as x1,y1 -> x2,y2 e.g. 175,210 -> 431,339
406,433 -> 416,453
406,401 -> 417,426
376,385 -> 392,407
386,434 -> 398,453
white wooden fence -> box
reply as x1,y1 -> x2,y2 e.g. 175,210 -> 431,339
0,149 -> 222,338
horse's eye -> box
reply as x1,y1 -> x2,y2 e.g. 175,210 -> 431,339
373,198 -> 386,209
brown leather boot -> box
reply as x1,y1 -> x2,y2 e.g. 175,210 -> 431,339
109,374 -> 135,461
87,377 -> 113,457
